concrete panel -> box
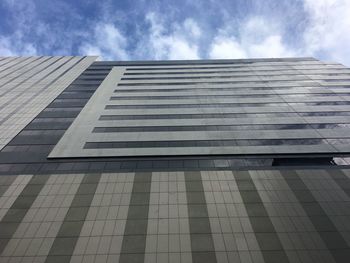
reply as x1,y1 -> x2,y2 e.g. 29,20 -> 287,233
51,144 -> 338,158
49,66 -> 125,158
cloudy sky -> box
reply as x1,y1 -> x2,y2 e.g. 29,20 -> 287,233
0,0 -> 349,65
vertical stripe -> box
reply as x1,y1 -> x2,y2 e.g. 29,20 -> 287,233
184,171 -> 217,263
283,169 -> 350,263
0,173 -> 84,261
144,171 -> 192,263
0,56 -> 52,95
327,169 -> 350,197
0,175 -> 18,198
0,175 -> 30,222
0,56 -> 65,100
0,57 -> 30,75
201,170 -> 265,263
44,173 -> 101,263
0,57 -> 76,125
0,56 -> 43,83
0,56 -> 66,124
233,170 -> 290,263
0,57 -> 16,68
70,172 -> 134,262
119,172 -> 152,263
0,174 -> 49,254
251,169 -> 336,263
0,56 -> 96,151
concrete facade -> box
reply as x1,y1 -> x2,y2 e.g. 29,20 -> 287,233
0,57 -> 350,263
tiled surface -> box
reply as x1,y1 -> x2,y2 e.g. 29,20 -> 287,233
0,168 -> 350,262
0,56 -> 96,150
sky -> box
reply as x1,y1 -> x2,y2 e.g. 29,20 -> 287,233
0,0 -> 350,65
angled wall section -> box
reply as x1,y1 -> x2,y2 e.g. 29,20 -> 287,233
0,56 -> 97,150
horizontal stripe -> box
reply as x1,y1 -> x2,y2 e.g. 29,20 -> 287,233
100,105 -> 350,115
99,112 -> 350,120
84,138 -> 328,149
94,116 -> 350,127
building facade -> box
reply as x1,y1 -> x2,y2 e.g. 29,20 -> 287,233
0,56 -> 349,262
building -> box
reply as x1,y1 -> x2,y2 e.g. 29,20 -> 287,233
0,56 -> 349,262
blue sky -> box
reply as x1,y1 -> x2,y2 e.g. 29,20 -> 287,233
1,0 -> 350,65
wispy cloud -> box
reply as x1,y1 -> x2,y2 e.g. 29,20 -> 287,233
0,1 -> 38,55
1,0 -> 350,65
0,33 -> 38,56
209,17 -> 296,59
79,23 -> 129,60
303,0 -> 350,65
138,13 -> 201,60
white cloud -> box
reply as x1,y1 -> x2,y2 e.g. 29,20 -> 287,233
209,17 -> 296,59
303,0 -> 350,65
0,0 -> 79,56
141,13 -> 200,60
0,1 -> 38,56
0,34 -> 38,56
79,23 -> 129,60
247,35 -> 296,58
1,0 -> 350,65
208,1 -> 350,64
165,38 -> 200,60
183,19 -> 201,39
209,36 -> 247,59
